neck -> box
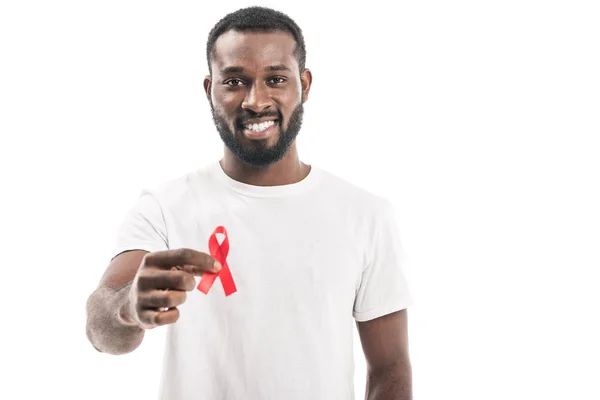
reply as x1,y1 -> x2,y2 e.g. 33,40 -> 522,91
220,143 -> 310,187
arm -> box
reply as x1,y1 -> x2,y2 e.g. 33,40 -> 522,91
357,309 -> 412,400
85,250 -> 148,355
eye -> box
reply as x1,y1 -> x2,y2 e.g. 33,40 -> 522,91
224,79 -> 244,87
268,77 -> 287,84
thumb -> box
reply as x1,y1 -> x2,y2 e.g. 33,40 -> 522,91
180,259 -> 221,275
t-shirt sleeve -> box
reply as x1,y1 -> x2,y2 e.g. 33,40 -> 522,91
353,199 -> 414,322
110,189 -> 169,261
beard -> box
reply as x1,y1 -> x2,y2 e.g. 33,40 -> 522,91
210,100 -> 304,168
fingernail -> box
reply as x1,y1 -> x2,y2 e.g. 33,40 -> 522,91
214,261 -> 222,271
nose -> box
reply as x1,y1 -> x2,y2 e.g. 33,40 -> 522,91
241,82 -> 272,113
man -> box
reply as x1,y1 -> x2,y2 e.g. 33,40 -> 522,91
86,6 -> 414,400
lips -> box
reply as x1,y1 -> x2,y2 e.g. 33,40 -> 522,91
242,120 -> 278,139
240,119 -> 279,129
239,118 -> 280,134
243,118 -> 278,125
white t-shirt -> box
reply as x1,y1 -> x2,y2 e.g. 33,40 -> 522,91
111,159 -> 414,400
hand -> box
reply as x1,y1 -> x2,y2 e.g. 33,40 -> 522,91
124,248 -> 221,330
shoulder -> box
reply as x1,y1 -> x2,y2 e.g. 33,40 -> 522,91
314,166 -> 393,216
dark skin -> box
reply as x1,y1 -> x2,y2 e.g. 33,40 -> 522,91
86,29 -> 411,399
86,249 -> 220,354
358,309 -> 412,400
203,30 -> 312,186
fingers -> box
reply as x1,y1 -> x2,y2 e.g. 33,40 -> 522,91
138,307 -> 180,328
137,270 -> 197,291
135,290 -> 186,328
138,290 -> 187,309
131,248 -> 222,329
144,248 -> 221,275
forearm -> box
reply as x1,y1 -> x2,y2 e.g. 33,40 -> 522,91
85,283 -> 145,355
365,363 -> 412,400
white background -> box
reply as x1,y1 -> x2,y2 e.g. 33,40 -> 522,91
1,0 -> 599,399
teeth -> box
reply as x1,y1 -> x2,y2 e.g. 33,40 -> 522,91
245,120 -> 275,132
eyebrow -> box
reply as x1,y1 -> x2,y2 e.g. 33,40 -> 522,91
220,64 -> 291,74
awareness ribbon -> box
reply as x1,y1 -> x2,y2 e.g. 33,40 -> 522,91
197,226 -> 237,296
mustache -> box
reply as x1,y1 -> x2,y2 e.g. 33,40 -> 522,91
237,112 -> 280,126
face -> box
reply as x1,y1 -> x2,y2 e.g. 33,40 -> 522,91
204,30 -> 311,168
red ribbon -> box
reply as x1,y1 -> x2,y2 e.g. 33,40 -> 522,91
197,226 -> 237,296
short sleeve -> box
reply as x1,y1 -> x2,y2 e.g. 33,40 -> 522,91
110,189 -> 169,261
353,200 -> 414,322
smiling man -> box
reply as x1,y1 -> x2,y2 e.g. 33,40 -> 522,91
208,28 -> 307,172
207,24 -> 310,183
86,6 -> 414,400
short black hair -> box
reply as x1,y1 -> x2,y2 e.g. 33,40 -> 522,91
206,6 -> 306,76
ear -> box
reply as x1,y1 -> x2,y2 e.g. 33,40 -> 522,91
300,68 -> 312,103
203,75 -> 212,102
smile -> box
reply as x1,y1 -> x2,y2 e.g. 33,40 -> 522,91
242,120 -> 278,140
244,120 -> 277,133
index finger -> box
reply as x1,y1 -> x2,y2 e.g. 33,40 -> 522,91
144,248 -> 221,275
